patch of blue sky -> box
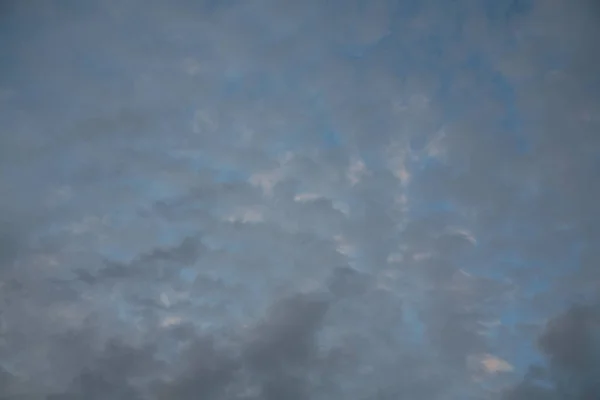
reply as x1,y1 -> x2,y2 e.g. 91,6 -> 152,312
126,177 -> 183,204
407,196 -> 456,221
170,148 -> 251,184
490,75 -> 520,130
213,167 -> 248,183
321,129 -> 343,149
456,244 -> 572,374
496,304 -> 546,375
74,46 -> 122,82
403,167 -> 457,222
462,52 -> 502,98
484,233 -> 579,283
483,0 -> 533,23
434,48 -> 528,158
389,0 -> 422,24
488,75 -> 530,156
223,71 -> 267,100
403,302 -> 426,345
179,267 -> 198,283
169,149 -> 207,170
310,92 -> 345,151
382,29 -> 452,85
220,74 -> 244,96
462,227 -> 546,286
403,155 -> 548,374
340,30 -> 393,60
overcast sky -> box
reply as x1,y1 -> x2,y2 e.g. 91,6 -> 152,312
1,0 -> 599,399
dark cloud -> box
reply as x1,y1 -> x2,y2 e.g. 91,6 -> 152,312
0,223 -> 19,271
261,376 -> 306,400
31,289 -> 332,400
501,380 -> 558,400
0,367 -> 19,399
503,304 -> 600,400
73,235 -> 206,286
538,305 -> 600,373
326,265 -> 370,298
245,292 -> 330,372
156,337 -> 239,400
48,340 -> 161,400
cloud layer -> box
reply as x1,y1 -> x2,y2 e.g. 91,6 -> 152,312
1,0 -> 599,399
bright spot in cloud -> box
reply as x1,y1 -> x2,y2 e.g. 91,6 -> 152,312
480,354 -> 514,374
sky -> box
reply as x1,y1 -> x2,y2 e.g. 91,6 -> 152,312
0,0 -> 599,399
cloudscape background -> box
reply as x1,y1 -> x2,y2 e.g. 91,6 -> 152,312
1,0 -> 599,399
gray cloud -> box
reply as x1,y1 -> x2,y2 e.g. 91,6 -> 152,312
1,0 -> 599,399
33,289 -> 332,400
0,223 -> 20,271
502,304 -> 600,400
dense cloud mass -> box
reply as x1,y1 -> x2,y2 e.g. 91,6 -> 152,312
1,0 -> 599,399
502,304 -> 600,400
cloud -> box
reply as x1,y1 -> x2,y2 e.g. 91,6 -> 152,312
502,304 -> 600,400
0,222 -> 20,271
37,289 -> 334,400
293,193 -> 323,203
245,292 -> 330,372
538,304 -> 600,372
479,354 -> 515,374
224,206 -> 265,224
155,337 -> 240,400
1,0 -> 599,399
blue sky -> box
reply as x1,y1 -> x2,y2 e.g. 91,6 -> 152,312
1,0 -> 599,399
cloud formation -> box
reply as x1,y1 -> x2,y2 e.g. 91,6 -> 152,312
1,0 -> 599,399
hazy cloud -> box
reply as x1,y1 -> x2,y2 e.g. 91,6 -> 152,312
1,0 -> 599,399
